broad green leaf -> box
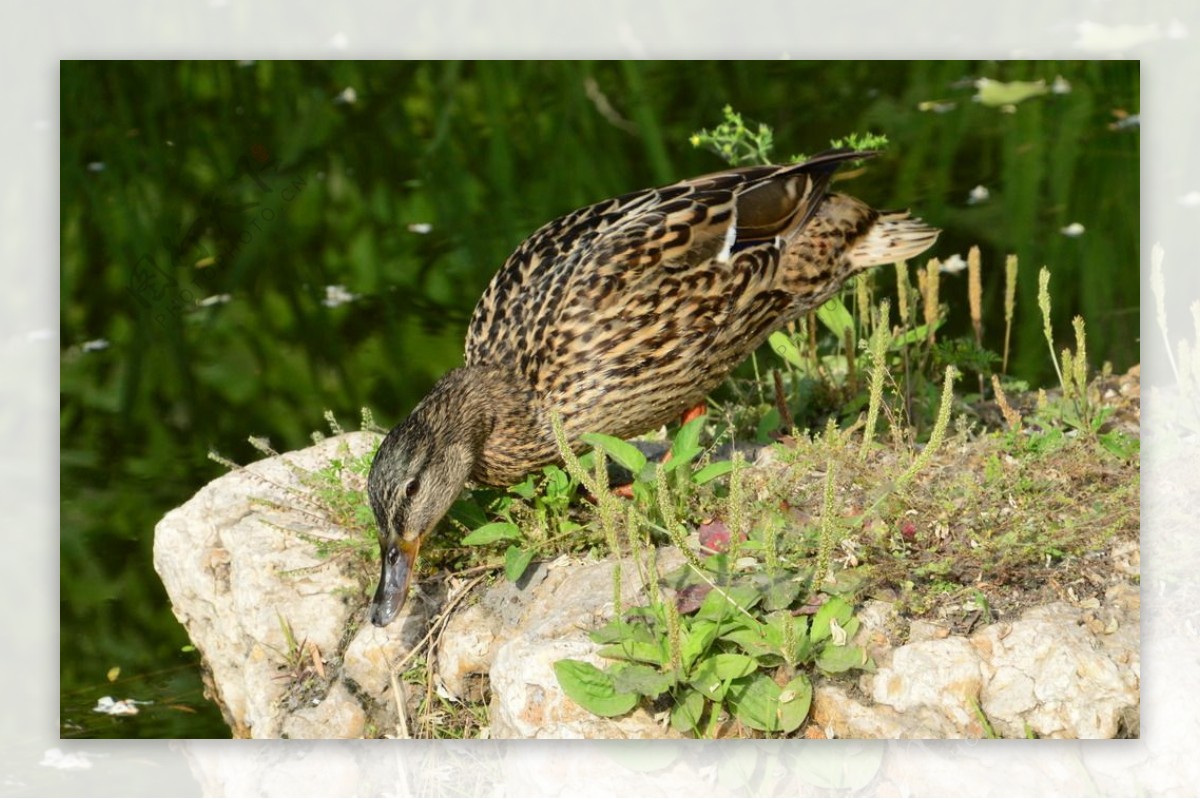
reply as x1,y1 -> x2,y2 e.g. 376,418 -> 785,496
588,616 -> 658,645
598,640 -> 667,666
763,576 -> 802,611
726,672 -> 782,732
721,628 -> 782,663
755,408 -> 781,442
690,654 -> 755,702
541,465 -> 571,496
769,330 -> 803,367
503,545 -> 535,583
507,476 -> 537,500
810,595 -> 853,643
816,297 -> 855,341
709,653 -> 759,681
671,415 -> 706,460
670,687 -> 707,733
588,620 -> 629,645
760,610 -> 789,645
692,460 -> 734,485
840,615 -> 861,641
890,321 -> 940,348
610,662 -> 676,697
763,611 -> 811,664
461,521 -> 521,546
816,644 -> 870,674
681,619 -> 720,672
661,446 -> 702,474
715,615 -> 754,640
695,583 -> 762,622
636,461 -> 661,484
447,498 -> 491,530
793,632 -> 814,665
580,433 -> 647,475
1099,430 -> 1139,459
775,674 -> 814,733
553,659 -> 639,717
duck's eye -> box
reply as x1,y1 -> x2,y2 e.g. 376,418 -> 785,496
404,478 -> 420,500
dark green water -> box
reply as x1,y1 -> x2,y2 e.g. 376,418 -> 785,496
60,60 -> 1138,737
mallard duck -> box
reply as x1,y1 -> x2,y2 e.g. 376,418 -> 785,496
368,149 -> 938,626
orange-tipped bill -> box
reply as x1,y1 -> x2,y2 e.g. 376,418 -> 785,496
370,536 -> 420,627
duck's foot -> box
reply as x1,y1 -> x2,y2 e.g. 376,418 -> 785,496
680,402 -> 707,425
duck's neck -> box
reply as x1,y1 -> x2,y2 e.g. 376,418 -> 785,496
411,366 -> 501,459
417,364 -> 545,487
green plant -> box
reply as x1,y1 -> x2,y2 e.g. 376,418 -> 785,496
690,105 -> 889,169
208,411 -> 382,572
458,463 -> 584,583
689,105 -> 776,167
554,587 -> 871,737
267,612 -> 328,711
539,401 -> 878,737
1036,268 -> 1111,434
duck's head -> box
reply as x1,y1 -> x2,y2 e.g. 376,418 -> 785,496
366,370 -> 490,626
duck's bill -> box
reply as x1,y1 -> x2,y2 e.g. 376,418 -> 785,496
370,538 -> 419,627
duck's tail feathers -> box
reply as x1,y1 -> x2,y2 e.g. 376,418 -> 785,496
849,211 -> 940,269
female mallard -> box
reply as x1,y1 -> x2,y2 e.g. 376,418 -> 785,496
368,149 -> 938,626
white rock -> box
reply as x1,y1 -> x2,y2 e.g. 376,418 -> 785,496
443,551 -> 686,739
436,603 -> 502,701
973,603 -> 1138,738
869,637 -> 984,734
153,432 -> 403,738
281,682 -> 366,739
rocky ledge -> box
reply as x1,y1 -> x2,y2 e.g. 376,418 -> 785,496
155,429 -> 1139,739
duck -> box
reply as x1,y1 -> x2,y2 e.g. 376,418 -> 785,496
367,149 -> 938,626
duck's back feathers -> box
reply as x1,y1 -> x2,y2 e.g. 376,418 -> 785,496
461,150 -> 938,466
465,151 -> 864,367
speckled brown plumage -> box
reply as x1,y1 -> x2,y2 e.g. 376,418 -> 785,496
366,149 -> 939,626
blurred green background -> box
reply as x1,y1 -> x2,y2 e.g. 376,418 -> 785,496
60,60 -> 1138,737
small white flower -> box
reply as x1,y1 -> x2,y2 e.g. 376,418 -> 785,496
967,185 -> 990,205
939,254 -> 968,274
82,339 -> 109,352
92,696 -> 142,716
1061,222 -> 1086,237
198,294 -> 232,308
407,222 -> 433,234
335,86 -> 357,105
1052,75 -> 1072,95
322,285 -> 358,308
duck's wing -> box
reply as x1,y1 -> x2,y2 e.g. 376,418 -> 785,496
464,149 -> 871,384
